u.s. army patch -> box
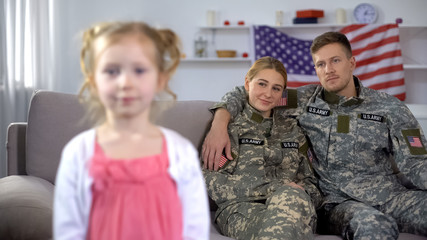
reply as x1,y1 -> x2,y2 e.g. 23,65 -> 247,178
307,106 -> 330,116
359,113 -> 385,122
281,142 -> 299,149
239,138 -> 264,145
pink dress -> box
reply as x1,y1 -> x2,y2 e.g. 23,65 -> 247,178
87,138 -> 183,240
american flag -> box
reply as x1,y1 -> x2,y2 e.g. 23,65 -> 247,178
341,24 -> 405,101
253,26 -> 317,89
219,154 -> 228,168
253,24 -> 406,101
279,90 -> 287,106
407,136 -> 423,148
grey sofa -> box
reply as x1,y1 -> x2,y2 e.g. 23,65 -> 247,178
0,90 -> 425,240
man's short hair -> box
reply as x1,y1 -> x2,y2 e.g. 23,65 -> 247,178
310,32 -> 353,58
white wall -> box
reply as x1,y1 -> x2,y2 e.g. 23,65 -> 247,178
53,0 -> 427,102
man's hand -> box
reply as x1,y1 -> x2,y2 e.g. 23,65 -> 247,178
202,108 -> 233,171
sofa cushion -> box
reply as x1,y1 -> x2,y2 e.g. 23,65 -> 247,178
0,175 -> 54,240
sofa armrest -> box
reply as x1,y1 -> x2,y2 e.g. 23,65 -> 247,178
6,123 -> 27,176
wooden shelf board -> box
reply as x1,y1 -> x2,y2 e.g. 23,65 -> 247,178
404,64 -> 427,70
181,57 -> 251,62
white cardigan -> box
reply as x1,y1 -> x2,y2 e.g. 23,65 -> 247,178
53,127 -> 210,240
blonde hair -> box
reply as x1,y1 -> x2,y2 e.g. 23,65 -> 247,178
246,56 -> 287,88
78,21 -> 181,125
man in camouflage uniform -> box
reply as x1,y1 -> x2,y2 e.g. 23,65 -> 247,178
202,32 -> 427,239
204,101 -> 322,240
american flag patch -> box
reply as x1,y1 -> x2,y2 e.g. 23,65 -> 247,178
278,90 -> 287,106
218,154 -> 228,168
407,136 -> 423,148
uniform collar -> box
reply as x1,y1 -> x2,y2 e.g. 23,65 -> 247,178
322,76 -> 364,107
242,102 -> 273,124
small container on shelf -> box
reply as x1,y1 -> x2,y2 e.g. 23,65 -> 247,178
216,50 -> 236,58
206,10 -> 216,26
194,35 -> 208,58
275,10 -> 284,26
336,8 -> 347,24
293,17 -> 318,24
296,9 -> 324,18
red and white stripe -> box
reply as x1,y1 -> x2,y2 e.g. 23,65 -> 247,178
340,24 -> 406,100
286,74 -> 319,88
218,155 -> 228,168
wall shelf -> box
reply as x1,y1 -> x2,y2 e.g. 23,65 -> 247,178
199,26 -> 250,30
181,57 -> 251,63
275,24 -> 347,29
200,24 -> 426,30
403,64 -> 427,70
191,24 -> 427,77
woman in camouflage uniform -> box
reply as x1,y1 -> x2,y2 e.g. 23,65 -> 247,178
203,57 -> 322,240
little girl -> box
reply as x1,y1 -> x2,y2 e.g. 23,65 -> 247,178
53,21 -> 209,240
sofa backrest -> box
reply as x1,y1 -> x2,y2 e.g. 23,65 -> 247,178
26,91 -> 90,183
25,90 -> 214,184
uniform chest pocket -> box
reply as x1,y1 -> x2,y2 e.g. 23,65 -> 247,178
356,114 -> 389,151
280,142 -> 300,165
237,138 -> 266,170
277,145 -> 300,180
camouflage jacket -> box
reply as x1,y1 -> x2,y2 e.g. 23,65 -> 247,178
217,77 -> 427,207
204,102 -> 322,216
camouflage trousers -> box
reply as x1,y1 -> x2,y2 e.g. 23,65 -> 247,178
216,185 -> 316,240
320,190 -> 427,240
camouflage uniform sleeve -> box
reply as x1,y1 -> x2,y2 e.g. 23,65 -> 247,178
210,86 -> 247,120
203,120 -> 241,205
296,135 -> 323,209
389,102 -> 427,189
